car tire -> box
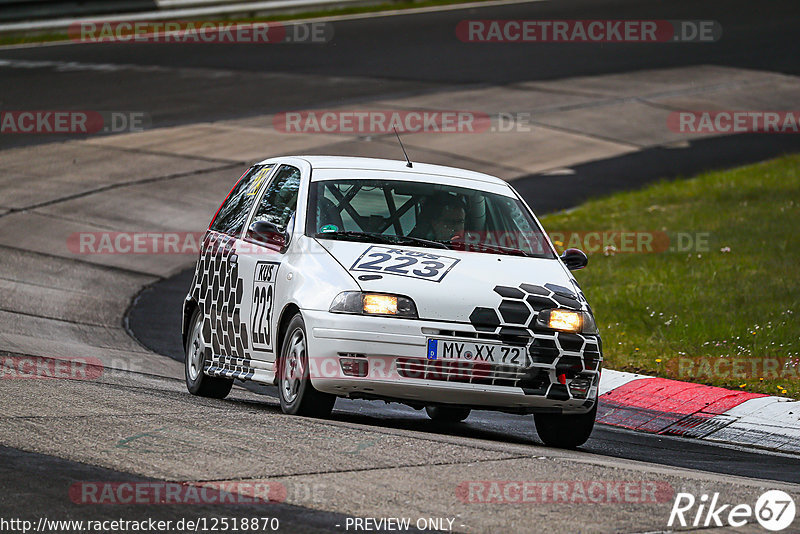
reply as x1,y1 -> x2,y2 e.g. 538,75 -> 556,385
425,405 -> 471,423
185,308 -> 233,399
534,402 -> 597,449
278,313 -> 336,418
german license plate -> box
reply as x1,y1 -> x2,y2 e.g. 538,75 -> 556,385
426,339 -> 525,367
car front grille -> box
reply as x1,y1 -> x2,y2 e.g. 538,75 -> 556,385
396,357 -> 527,387
424,328 -> 530,345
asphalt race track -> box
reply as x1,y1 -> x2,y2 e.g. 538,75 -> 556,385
2,0 -> 800,532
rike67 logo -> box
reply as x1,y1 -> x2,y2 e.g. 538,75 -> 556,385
669,490 -> 796,531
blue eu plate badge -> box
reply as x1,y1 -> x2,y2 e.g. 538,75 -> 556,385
427,339 -> 438,360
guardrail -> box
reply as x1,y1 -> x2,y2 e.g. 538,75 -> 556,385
0,1 -> 158,22
0,0 -> 297,23
0,0 -> 369,31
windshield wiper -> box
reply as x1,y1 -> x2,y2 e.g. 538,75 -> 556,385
446,240 -> 531,257
387,234 -> 450,249
314,231 -> 449,249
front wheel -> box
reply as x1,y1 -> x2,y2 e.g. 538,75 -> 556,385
425,406 -> 471,423
534,403 -> 597,449
278,313 -> 335,418
185,309 -> 233,399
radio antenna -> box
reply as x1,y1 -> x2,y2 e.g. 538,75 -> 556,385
393,127 -> 413,168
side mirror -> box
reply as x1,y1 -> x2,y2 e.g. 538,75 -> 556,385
560,248 -> 588,270
246,220 -> 287,251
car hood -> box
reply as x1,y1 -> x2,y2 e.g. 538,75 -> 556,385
317,238 -> 587,325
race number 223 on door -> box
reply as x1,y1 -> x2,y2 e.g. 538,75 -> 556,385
251,261 -> 279,352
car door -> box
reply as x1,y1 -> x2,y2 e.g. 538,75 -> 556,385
191,163 -> 276,376
238,162 -> 305,367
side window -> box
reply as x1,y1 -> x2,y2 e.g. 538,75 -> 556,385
252,165 -> 302,231
210,165 -> 274,236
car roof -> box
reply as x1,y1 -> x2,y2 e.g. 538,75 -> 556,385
256,155 -> 509,187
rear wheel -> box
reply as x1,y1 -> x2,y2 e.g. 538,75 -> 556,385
534,403 -> 597,449
185,309 -> 233,399
425,405 -> 471,423
278,314 -> 336,418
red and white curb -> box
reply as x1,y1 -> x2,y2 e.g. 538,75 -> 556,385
598,370 -> 800,454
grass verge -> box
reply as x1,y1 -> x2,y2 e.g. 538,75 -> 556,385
540,154 -> 800,399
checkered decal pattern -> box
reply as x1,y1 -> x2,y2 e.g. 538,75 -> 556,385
189,232 -> 254,380
468,282 -> 602,401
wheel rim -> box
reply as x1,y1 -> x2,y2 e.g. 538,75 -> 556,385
281,328 -> 305,404
187,316 -> 205,381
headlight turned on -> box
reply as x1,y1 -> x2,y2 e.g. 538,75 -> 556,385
537,309 -> 599,334
329,291 -> 418,318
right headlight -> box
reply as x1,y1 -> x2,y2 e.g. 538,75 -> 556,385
329,291 -> 418,318
536,309 -> 598,334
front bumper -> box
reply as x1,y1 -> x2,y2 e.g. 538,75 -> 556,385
303,309 -> 601,415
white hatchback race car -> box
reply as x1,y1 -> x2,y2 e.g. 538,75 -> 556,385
183,156 -> 602,448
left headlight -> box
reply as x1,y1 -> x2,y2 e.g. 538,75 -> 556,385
329,291 -> 418,318
536,309 -> 598,334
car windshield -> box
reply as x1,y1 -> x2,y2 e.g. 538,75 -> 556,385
307,178 -> 555,258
